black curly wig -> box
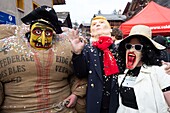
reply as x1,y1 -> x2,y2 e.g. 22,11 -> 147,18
117,35 -> 162,70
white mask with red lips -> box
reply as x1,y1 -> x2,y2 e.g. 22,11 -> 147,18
125,38 -> 143,70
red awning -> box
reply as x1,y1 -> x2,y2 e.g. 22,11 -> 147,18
119,1 -> 170,37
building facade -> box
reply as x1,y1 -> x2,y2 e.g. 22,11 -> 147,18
78,10 -> 126,38
94,10 -> 126,29
123,0 -> 170,20
0,0 -> 65,25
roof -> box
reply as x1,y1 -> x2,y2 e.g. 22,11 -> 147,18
80,23 -> 90,27
57,12 -> 69,22
56,12 -> 72,28
53,0 -> 66,5
157,0 -> 170,8
94,11 -> 126,21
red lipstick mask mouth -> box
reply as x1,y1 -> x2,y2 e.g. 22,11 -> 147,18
127,52 -> 136,68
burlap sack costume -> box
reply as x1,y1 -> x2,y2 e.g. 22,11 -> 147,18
0,24 -> 87,113
70,76 -> 86,113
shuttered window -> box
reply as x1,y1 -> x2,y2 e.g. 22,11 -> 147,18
32,2 -> 39,10
16,0 -> 24,10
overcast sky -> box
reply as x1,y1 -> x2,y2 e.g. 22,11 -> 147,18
54,0 -> 132,24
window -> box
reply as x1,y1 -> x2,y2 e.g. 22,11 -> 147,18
16,0 -> 24,10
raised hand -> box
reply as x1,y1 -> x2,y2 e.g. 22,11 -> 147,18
66,29 -> 87,54
162,61 -> 170,75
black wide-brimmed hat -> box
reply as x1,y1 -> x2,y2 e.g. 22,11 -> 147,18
21,5 -> 62,34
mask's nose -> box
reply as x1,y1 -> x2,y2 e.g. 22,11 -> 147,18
41,30 -> 46,46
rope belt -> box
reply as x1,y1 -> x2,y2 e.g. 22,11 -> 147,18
53,100 -> 70,111
19,100 -> 70,113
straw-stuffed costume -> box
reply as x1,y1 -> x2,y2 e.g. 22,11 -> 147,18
0,5 -> 86,113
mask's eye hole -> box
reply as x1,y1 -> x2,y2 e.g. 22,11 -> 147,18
32,28 -> 42,36
45,29 -> 53,37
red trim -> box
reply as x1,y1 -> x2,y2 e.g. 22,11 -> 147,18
34,49 -> 54,112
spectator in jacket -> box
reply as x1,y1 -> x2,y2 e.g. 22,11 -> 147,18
117,25 -> 170,113
111,28 -> 123,54
111,28 -> 123,45
0,5 -> 87,113
153,35 -> 170,62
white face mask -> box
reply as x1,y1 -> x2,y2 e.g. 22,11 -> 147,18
126,38 -> 143,70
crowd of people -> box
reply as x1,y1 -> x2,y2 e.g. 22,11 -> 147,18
0,5 -> 170,113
